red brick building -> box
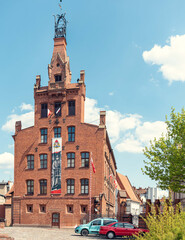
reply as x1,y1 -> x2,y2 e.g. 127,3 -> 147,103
13,10 -> 117,227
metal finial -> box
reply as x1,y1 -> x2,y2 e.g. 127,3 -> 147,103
54,0 -> 67,39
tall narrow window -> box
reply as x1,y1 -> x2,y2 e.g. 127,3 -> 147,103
54,127 -> 61,138
55,102 -> 61,117
67,179 -> 75,194
67,153 -> 75,168
55,75 -> 62,82
27,180 -> 34,195
41,128 -> 47,143
40,154 -> 47,169
68,126 -> 75,142
41,103 -> 48,118
27,155 -> 34,169
81,152 -> 89,168
40,179 -> 47,195
68,100 -> 75,116
81,179 -> 89,194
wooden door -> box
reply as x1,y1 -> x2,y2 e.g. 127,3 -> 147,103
52,213 -> 60,227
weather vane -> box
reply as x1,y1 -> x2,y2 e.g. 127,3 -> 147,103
54,0 -> 67,39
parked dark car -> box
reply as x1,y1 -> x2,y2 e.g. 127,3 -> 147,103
99,222 -> 149,239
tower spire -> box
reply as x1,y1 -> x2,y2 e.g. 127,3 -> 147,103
54,0 -> 67,39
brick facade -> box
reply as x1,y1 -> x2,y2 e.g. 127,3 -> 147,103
13,36 -> 117,227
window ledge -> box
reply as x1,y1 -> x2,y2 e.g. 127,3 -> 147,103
66,141 -> 75,144
38,143 -> 48,146
38,168 -> 48,170
65,193 -> 75,196
65,167 -> 75,170
37,194 -> 47,196
25,194 -> 34,197
79,167 -> 89,169
25,168 -> 34,171
66,114 -> 76,117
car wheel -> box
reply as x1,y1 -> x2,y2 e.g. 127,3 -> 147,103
107,231 -> 115,239
81,229 -> 89,236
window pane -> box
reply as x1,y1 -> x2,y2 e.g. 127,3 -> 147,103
41,103 -> 48,118
68,100 -> 75,116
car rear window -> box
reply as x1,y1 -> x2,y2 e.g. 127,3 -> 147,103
103,220 -> 116,226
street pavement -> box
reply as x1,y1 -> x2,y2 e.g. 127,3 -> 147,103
0,227 -> 110,240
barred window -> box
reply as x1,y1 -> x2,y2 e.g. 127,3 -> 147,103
40,179 -> 47,195
41,128 -> 47,143
40,154 -> 47,169
81,179 -> 89,194
67,179 -> 75,194
68,126 -> 75,142
27,180 -> 34,195
54,127 -> 61,138
67,153 -> 75,168
27,155 -> 34,169
81,152 -> 89,168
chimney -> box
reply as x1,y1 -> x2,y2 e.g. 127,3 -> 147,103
78,70 -> 85,84
15,121 -> 22,133
35,75 -> 41,88
99,111 -> 106,128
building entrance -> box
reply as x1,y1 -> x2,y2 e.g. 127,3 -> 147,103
52,213 -> 60,227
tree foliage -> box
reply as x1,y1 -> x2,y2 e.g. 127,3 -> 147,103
135,201 -> 185,240
143,108 -> 185,193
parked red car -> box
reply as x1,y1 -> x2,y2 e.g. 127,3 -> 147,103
99,222 -> 149,239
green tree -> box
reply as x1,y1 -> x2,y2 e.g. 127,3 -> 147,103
143,108 -> 185,193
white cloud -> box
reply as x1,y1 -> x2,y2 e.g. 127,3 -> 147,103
0,152 -> 14,169
85,97 -> 167,153
115,135 -> 143,153
2,111 -> 34,133
20,103 -> 33,111
85,98 -> 100,125
136,121 -> 167,143
143,34 -> 185,83
109,92 -> 114,96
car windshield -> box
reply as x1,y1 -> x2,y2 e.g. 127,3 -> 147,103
103,220 -> 116,226
112,223 -> 124,228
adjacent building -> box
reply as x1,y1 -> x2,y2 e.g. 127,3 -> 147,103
116,173 -> 141,226
13,8 -> 117,227
0,181 -> 13,204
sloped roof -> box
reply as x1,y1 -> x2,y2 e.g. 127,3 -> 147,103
117,173 -> 140,203
119,190 -> 127,198
5,185 -> 14,197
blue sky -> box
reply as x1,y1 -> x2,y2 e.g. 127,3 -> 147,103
0,0 -> 185,189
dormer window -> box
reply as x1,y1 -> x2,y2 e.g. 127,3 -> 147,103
55,75 -> 62,82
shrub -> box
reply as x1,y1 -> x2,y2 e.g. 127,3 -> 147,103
135,200 -> 185,240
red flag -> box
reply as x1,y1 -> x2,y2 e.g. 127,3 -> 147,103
48,109 -> 51,117
91,156 -> 96,173
114,179 -> 118,189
